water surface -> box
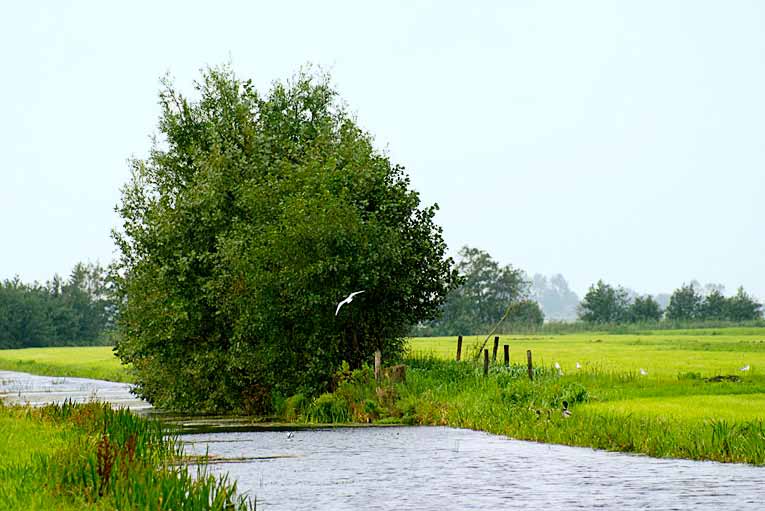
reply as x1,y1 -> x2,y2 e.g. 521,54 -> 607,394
0,369 -> 150,411
185,426 -> 765,510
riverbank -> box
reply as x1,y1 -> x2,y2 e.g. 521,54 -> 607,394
287,356 -> 765,465
0,400 -> 254,510
3,327 -> 765,465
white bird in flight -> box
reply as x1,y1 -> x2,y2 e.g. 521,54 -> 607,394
639,368 -> 648,376
740,364 -> 750,372
335,291 -> 365,316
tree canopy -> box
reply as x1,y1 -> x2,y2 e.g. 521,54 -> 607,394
112,67 -> 459,413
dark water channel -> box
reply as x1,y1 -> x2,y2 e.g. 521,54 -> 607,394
2,371 -> 763,510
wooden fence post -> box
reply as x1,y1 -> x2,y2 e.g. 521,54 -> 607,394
526,350 -> 533,381
456,335 -> 463,362
503,344 -> 510,366
483,349 -> 489,376
374,350 -> 381,382
492,336 -> 499,362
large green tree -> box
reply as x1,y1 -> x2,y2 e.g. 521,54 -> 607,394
112,67 -> 459,413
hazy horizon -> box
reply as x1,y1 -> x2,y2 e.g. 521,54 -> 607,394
2,1 -> 763,301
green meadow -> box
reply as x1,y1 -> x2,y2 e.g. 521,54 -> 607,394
408,329 -> 765,425
0,346 -> 130,382
409,328 -> 765,378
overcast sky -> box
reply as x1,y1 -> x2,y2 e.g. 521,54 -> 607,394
2,1 -> 763,299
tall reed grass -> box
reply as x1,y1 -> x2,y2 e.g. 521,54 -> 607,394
0,401 -> 255,510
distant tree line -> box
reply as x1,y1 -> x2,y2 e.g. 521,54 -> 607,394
417,246 -> 544,336
0,262 -> 114,349
578,280 -> 763,324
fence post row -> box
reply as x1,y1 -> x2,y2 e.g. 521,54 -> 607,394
483,349 -> 489,376
503,344 -> 509,366
492,336 -> 499,362
456,335 -> 463,361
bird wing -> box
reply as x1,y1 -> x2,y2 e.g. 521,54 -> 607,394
336,291 -> 364,316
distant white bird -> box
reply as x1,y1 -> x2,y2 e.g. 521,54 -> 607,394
554,362 -> 563,376
639,368 -> 648,376
740,364 -> 750,372
286,432 -> 294,439
335,291 -> 365,316
575,362 -> 581,369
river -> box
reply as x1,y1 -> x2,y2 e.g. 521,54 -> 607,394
2,370 -> 763,510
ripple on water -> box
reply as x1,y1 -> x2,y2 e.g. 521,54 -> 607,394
182,426 -> 765,511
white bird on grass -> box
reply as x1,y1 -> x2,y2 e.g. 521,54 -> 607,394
740,364 -> 750,372
554,362 -> 563,376
335,291 -> 365,316
575,362 -> 581,369
639,368 -> 648,376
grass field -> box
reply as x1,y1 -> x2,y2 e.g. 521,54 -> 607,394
0,346 -> 130,382
409,328 -> 765,378
409,328 -> 765,427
